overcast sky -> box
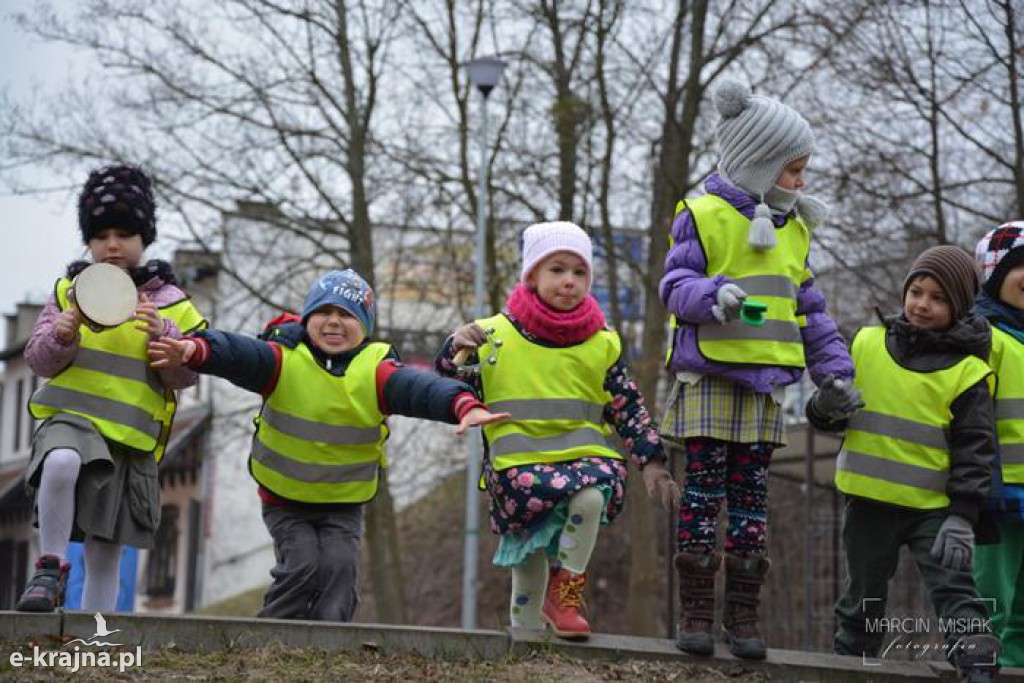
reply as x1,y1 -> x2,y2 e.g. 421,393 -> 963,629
0,2 -> 93,345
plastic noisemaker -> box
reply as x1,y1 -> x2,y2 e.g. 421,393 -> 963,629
740,299 -> 768,327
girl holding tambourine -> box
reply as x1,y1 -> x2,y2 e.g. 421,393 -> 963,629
16,164 -> 207,613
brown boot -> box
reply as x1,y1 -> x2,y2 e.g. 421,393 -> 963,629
722,554 -> 770,660
674,551 -> 720,655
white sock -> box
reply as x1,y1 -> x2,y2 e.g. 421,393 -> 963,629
82,538 -> 123,612
37,448 -> 81,560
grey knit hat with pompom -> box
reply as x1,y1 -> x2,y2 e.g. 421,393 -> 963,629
713,79 -> 818,250
715,80 -> 814,197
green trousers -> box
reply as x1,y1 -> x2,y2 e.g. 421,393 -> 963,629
974,520 -> 1024,667
835,497 -> 995,663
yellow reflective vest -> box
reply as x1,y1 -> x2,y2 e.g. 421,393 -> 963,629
668,194 -> 810,368
989,327 -> 1024,484
835,326 -> 993,509
251,341 -> 390,504
476,313 -> 624,471
30,277 -> 207,461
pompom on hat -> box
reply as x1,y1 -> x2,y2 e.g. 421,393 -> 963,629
713,79 -> 822,250
975,221 -> 1024,298
77,164 -> 157,246
520,221 -> 594,287
301,269 -> 376,336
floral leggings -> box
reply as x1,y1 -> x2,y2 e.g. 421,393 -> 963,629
677,437 -> 773,557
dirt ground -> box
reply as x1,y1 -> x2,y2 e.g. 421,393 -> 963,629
0,639 -> 771,682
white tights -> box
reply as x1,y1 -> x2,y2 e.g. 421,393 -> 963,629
37,447 -> 124,612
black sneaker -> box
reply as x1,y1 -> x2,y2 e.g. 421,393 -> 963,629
16,555 -> 70,612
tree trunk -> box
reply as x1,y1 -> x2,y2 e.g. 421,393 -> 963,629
629,0 -> 707,637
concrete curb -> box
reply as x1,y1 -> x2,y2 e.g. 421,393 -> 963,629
4,611 -> 1019,682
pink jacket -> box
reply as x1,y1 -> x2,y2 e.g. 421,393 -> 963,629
25,275 -> 201,390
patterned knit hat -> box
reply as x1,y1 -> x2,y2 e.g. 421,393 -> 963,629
904,245 -> 979,322
77,164 -> 157,246
520,221 -> 593,287
713,80 -> 815,251
301,269 -> 376,335
975,221 -> 1024,298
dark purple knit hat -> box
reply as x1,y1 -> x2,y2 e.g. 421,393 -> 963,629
903,245 -> 979,321
77,164 -> 157,246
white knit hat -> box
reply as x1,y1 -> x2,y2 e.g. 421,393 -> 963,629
520,221 -> 593,286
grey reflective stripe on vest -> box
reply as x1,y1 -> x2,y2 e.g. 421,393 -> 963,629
999,442 -> 1024,466
699,319 -> 802,343
252,440 -> 379,483
996,398 -> 1024,421
31,384 -> 161,439
838,449 -> 948,493
487,399 -> 605,424
73,348 -> 164,395
490,428 -> 622,458
848,410 -> 950,450
263,405 -> 381,445
733,275 -> 797,301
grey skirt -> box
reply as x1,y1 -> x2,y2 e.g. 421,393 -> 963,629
26,414 -> 162,548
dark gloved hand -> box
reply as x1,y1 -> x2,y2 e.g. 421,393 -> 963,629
930,514 -> 975,572
809,374 -> 865,421
711,283 -> 747,323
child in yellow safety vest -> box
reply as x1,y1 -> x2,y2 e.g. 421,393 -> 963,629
18,164 -> 207,613
660,78 -> 859,660
436,221 -> 679,640
973,222 -> 1024,670
808,245 -> 1000,682
148,268 -> 507,622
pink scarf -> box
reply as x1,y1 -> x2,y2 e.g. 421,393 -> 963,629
505,283 -> 606,345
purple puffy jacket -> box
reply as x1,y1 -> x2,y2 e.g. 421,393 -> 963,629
659,174 -> 853,394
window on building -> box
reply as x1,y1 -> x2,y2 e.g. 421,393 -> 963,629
146,505 -> 179,598
29,376 -> 38,434
13,379 -> 23,452
0,381 -> 5,456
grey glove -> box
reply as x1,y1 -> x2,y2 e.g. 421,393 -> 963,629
711,283 -> 747,323
810,374 -> 865,421
930,514 -> 975,572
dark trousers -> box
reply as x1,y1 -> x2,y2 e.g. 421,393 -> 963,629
258,502 -> 363,622
835,497 -> 994,661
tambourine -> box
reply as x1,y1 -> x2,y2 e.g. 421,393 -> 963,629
67,263 -> 138,331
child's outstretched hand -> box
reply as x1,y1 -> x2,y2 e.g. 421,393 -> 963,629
134,293 -> 166,339
642,460 -> 681,511
148,336 -> 197,369
455,406 -> 511,436
53,307 -> 83,344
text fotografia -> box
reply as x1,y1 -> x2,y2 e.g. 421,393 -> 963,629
9,646 -> 142,673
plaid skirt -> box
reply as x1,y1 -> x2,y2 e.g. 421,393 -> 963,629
659,373 -> 786,447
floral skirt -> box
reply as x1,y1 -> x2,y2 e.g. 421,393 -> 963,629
484,456 -> 628,567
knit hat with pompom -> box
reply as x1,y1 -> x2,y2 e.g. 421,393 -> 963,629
714,80 -> 820,250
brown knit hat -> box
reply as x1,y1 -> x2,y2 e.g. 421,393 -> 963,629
903,245 -> 980,321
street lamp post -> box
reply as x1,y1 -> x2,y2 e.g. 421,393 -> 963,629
462,55 -> 505,631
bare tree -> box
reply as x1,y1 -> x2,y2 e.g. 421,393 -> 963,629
2,0 -> 412,622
